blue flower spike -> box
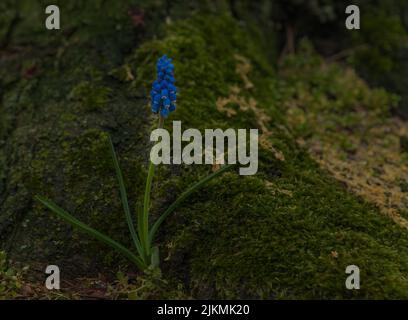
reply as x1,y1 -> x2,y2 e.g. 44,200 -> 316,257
151,55 -> 177,118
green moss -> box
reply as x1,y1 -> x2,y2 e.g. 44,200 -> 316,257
0,251 -> 23,299
0,0 -> 152,279
69,82 -> 112,111
62,129 -> 111,176
129,15 -> 408,299
2,3 -> 408,299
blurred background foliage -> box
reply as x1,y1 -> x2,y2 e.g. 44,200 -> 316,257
228,0 -> 408,118
1,0 -> 408,116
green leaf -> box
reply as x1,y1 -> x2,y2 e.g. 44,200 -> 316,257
108,135 -> 144,260
35,195 -> 146,270
149,164 -> 235,243
136,202 -> 144,244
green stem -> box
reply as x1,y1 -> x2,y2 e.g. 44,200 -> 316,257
142,116 -> 164,259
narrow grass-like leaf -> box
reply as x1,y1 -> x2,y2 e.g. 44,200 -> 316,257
35,195 -> 146,270
136,202 -> 143,244
108,135 -> 144,260
149,164 -> 235,243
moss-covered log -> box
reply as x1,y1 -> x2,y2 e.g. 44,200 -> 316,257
1,0 -> 408,299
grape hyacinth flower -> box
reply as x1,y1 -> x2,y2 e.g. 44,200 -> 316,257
150,55 -> 177,118
35,54 -> 234,272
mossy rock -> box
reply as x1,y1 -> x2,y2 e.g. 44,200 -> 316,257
1,1 -> 408,299
0,0 -> 153,279
122,15 -> 408,299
